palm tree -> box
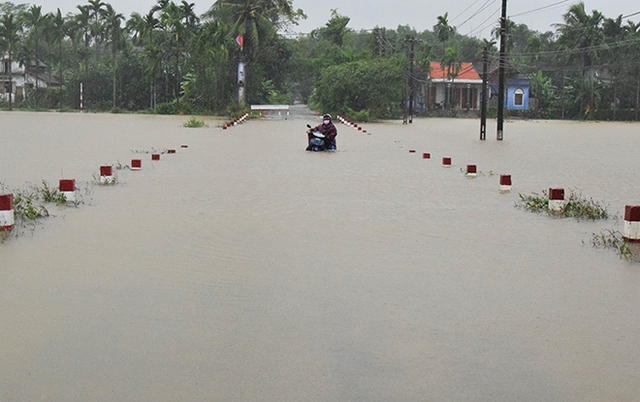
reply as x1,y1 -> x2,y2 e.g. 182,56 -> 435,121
440,46 -> 461,109
72,5 -> 93,70
556,2 -> 604,118
142,43 -> 162,111
40,9 -> 67,108
20,5 -> 47,109
205,0 -> 302,57
103,4 -> 124,109
159,1 -> 187,105
48,9 -> 67,85
88,0 -> 106,60
0,12 -> 22,110
434,13 -> 454,54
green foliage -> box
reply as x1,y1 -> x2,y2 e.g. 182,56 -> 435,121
516,188 -> 609,220
156,101 -> 177,115
0,0 -> 637,120
183,117 -> 208,128
39,180 -> 67,204
343,107 -> 370,122
312,57 -> 404,119
589,229 -> 638,261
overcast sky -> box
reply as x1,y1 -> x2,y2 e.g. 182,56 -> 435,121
37,0 -> 640,39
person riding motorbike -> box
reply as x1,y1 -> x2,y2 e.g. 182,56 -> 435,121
306,114 -> 337,151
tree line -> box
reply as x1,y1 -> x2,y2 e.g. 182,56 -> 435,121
0,1 -> 639,121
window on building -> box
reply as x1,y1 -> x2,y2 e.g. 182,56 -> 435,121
514,88 -> 524,106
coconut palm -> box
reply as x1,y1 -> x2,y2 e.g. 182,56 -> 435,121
0,12 -> 22,110
555,2 -> 604,118
20,5 -> 47,108
205,0 -> 302,57
72,5 -> 93,69
434,13 -> 454,54
103,4 -> 124,109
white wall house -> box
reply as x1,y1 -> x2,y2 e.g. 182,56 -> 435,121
427,62 -> 483,110
1,55 -> 61,103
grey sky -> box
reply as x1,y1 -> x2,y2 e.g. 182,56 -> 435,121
37,0 -> 640,39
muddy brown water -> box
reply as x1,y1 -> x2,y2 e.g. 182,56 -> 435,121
1,111 -> 640,401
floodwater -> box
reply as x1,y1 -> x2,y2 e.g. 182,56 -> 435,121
1,109 -> 639,401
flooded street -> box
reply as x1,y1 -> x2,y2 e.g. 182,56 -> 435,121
1,111 -> 640,401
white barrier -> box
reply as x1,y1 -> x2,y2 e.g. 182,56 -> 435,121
251,105 -> 290,116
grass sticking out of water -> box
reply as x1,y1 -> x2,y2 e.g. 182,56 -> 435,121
516,188 -> 609,220
1,180 -> 86,243
183,117 -> 208,128
588,229 -> 638,261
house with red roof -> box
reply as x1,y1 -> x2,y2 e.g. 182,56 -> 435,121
427,61 -> 483,110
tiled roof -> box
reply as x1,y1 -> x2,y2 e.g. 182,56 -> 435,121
430,62 -> 481,80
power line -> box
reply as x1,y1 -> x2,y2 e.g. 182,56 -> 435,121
509,0 -> 572,18
450,0 -> 483,23
458,0 -> 500,29
465,6 -> 501,37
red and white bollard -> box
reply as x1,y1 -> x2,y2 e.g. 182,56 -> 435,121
99,165 -> 114,184
131,159 -> 142,171
466,165 -> 477,177
59,179 -> 76,203
623,205 -> 640,243
0,194 -> 15,231
151,154 -> 160,161
499,175 -> 512,193
442,157 -> 452,167
422,153 -> 431,159
548,188 -> 565,212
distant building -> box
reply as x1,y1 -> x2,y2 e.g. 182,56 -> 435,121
426,61 -> 483,110
489,65 -> 530,111
1,54 -> 62,103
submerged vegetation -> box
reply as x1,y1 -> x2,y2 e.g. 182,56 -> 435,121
0,180 -> 85,243
588,229 -> 639,261
516,188 -> 609,220
183,117 -> 208,128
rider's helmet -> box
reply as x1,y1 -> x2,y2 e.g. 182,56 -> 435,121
323,113 -> 331,120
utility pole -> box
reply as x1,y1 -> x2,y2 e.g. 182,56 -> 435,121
480,47 -> 488,140
404,36 -> 421,124
497,0 -> 507,141
409,36 -> 416,123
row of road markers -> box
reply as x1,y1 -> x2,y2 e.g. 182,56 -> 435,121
222,112 -> 249,130
410,150 -> 512,191
407,147 -> 639,242
1,144 -> 188,235
336,115 -> 369,134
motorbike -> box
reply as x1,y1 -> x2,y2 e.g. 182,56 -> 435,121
305,124 -> 334,152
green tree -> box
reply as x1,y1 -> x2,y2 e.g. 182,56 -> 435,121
318,9 -> 350,47
0,12 -> 22,110
20,5 -> 46,108
434,13 -> 454,53
440,46 -> 460,109
556,2 -> 604,118
312,57 -> 404,119
103,4 -> 124,109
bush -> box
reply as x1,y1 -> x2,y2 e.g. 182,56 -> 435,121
156,102 -> 177,115
183,117 -> 208,128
